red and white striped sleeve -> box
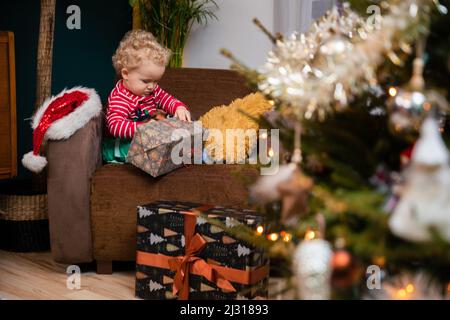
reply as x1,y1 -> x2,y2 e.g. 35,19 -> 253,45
106,95 -> 137,139
153,84 -> 188,115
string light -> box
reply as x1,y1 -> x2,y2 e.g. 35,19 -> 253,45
265,230 -> 292,242
388,87 -> 398,97
280,231 -> 292,242
256,225 -> 264,235
268,233 -> 279,241
394,283 -> 415,299
260,132 -> 268,139
406,284 -> 415,293
396,289 -> 407,299
268,148 -> 275,157
373,256 -> 386,267
304,229 -> 316,240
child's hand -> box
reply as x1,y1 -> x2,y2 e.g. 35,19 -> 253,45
174,106 -> 192,122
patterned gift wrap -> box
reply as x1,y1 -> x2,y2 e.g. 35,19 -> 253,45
135,200 -> 269,300
126,118 -> 203,177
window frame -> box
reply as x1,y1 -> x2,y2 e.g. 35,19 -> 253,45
274,0 -> 337,35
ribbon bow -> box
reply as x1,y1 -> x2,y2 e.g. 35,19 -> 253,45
136,207 -> 269,300
168,213 -> 235,300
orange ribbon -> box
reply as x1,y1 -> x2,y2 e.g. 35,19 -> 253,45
168,232 -> 236,299
136,207 -> 269,300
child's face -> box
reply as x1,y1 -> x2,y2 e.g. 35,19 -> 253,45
121,59 -> 165,96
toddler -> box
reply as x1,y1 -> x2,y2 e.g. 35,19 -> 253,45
106,30 -> 191,139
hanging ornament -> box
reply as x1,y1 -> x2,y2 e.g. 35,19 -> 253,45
277,168 -> 314,225
249,119 -> 314,226
330,237 -> 363,288
249,163 -> 314,225
277,121 -> 314,225
249,163 -> 297,204
332,249 -> 352,270
389,117 -> 450,242
387,41 -> 448,134
387,87 -> 447,133
292,237 -> 333,299
331,237 -> 350,270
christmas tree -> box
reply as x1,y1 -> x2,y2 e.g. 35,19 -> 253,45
216,0 -> 450,299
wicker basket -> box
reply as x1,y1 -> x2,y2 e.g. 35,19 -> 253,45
0,193 -> 50,252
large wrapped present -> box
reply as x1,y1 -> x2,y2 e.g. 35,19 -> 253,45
135,200 -> 269,300
126,118 -> 203,177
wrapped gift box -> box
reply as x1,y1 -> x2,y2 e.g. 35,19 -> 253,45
135,200 -> 269,300
126,118 -> 203,177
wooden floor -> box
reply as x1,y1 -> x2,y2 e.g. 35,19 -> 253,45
0,250 -> 137,300
0,250 -> 293,300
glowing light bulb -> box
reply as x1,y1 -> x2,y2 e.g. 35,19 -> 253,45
406,284 -> 414,293
261,132 -> 268,139
396,289 -> 407,299
256,226 -> 264,235
268,233 -> 279,241
373,256 -> 386,267
388,87 -> 398,97
268,149 -> 275,157
406,283 -> 414,293
304,230 -> 316,240
280,231 -> 292,242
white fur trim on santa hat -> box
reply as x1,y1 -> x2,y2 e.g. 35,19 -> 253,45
32,86 -> 102,140
22,151 -> 48,173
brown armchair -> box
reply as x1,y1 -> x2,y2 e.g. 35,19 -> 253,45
46,68 -> 259,273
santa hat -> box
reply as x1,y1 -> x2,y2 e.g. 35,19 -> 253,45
22,87 -> 102,173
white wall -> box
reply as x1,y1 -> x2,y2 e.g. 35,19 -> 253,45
183,0 -> 275,70
183,0 -> 336,70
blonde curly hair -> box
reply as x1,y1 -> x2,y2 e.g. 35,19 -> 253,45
112,30 -> 171,75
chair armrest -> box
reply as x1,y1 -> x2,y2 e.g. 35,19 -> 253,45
47,116 -> 103,263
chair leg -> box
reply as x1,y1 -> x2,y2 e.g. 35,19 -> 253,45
96,260 -> 113,274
